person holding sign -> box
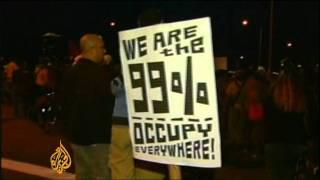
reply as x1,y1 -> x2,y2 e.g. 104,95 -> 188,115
265,61 -> 309,180
110,67 -> 136,179
119,9 -> 222,179
60,34 -> 114,179
136,8 -> 182,180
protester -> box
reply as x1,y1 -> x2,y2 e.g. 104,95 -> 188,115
224,68 -> 247,154
109,66 -> 136,179
12,60 -> 34,118
236,71 -> 269,160
264,61 -> 309,180
60,34 -> 114,179
3,59 -> 20,104
136,8 -> 182,180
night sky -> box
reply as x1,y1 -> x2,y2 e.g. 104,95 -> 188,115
0,1 -> 318,70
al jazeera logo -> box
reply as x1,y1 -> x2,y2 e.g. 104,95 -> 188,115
50,140 -> 72,174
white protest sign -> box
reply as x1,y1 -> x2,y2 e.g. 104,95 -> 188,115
119,17 -> 221,168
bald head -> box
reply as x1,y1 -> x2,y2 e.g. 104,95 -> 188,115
80,34 -> 106,63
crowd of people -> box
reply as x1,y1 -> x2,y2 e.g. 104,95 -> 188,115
1,9 -> 319,180
216,60 -> 319,180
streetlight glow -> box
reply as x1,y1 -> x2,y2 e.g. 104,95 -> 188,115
286,42 -> 293,47
242,19 -> 249,26
110,21 -> 116,27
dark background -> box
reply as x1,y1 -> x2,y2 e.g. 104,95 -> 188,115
0,1 -> 318,70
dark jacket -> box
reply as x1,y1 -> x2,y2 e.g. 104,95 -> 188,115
60,58 -> 114,145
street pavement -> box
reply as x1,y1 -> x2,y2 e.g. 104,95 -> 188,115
2,104 -> 268,180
